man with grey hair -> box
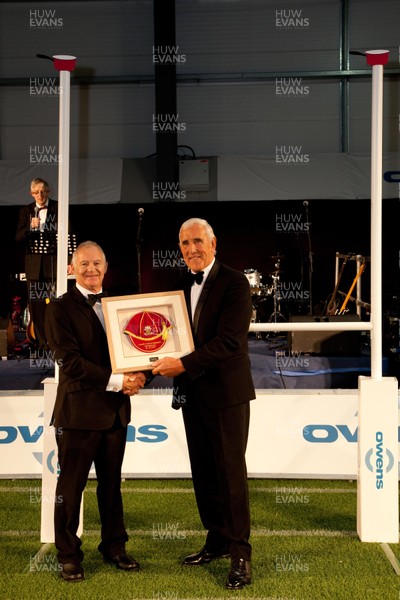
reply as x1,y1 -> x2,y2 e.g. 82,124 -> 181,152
152,218 -> 255,590
15,178 -> 58,349
45,240 -> 147,582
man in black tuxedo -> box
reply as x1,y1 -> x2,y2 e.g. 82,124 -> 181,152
15,178 -> 58,349
45,240 -> 147,582
152,218 -> 256,590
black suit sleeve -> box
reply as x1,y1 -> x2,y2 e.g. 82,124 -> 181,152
45,294 -> 113,389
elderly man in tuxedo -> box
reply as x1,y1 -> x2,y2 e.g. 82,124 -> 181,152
45,240 -> 147,582
152,218 -> 255,590
15,178 -> 58,349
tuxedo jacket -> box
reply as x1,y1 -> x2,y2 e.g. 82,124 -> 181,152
45,285 -> 130,430
173,260 -> 256,411
15,199 -> 58,280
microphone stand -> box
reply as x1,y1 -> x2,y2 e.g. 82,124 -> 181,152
136,209 -> 144,293
304,201 -> 313,315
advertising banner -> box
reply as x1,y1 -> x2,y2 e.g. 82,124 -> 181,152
2,387 -> 398,480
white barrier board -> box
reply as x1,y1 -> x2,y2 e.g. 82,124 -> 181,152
2,386 -> 399,480
357,376 -> 399,543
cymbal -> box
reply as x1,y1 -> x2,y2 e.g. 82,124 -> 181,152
269,254 -> 285,260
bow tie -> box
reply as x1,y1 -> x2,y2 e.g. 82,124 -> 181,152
86,292 -> 107,306
189,271 -> 204,285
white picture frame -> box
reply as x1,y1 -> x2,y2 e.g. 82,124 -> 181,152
102,290 -> 194,373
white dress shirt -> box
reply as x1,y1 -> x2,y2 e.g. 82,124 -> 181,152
190,258 -> 215,319
76,283 -> 123,392
36,203 -> 48,231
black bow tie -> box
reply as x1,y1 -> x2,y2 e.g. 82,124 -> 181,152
189,271 -> 204,285
86,292 -> 107,306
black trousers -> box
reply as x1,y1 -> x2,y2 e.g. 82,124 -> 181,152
182,400 -> 251,561
26,277 -> 53,349
54,417 -> 128,564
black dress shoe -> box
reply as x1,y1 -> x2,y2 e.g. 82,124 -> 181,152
183,546 -> 230,566
105,553 -> 140,571
60,562 -> 84,582
226,558 -> 251,589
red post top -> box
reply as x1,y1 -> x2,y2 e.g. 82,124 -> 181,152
53,55 -> 76,72
365,50 -> 389,66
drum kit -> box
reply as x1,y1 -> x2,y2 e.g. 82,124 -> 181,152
244,254 -> 286,336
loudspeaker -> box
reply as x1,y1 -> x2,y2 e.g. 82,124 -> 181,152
0,319 -> 15,358
288,315 -> 362,355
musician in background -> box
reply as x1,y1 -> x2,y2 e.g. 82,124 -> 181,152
15,178 -> 58,349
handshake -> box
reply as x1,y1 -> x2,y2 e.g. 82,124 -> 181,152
122,372 -> 147,396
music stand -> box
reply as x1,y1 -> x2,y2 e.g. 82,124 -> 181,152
66,233 -> 77,256
26,231 -> 57,256
27,232 -> 76,256
26,232 -> 77,288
